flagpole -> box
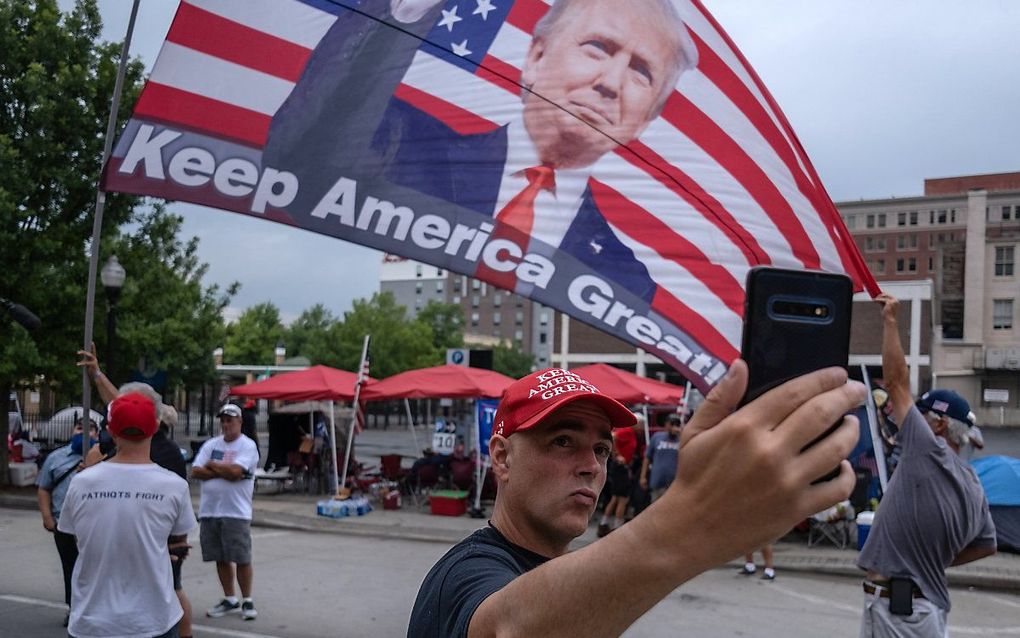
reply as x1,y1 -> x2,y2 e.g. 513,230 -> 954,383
327,400 -> 339,497
403,398 -> 421,452
859,365 -> 889,493
82,0 -> 141,412
339,334 -> 370,494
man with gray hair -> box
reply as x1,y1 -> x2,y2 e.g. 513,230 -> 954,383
857,294 -> 996,637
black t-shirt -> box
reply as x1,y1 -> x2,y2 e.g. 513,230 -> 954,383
149,430 -> 187,480
407,525 -> 549,638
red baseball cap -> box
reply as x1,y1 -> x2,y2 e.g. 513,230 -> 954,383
107,392 -> 159,441
493,368 -> 636,438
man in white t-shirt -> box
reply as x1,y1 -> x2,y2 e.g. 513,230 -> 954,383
192,403 -> 260,621
59,392 -> 197,638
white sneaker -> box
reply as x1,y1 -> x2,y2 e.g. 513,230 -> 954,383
241,600 -> 258,621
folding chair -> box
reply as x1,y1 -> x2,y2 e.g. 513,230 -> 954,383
807,501 -> 854,549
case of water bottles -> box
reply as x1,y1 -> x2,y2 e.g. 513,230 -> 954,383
316,496 -> 373,519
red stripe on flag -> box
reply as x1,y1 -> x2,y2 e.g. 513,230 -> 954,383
659,92 -> 820,270
589,180 -> 745,316
393,84 -> 500,135
168,2 -> 312,82
650,287 -> 740,364
477,54 -> 523,95
617,141 -> 767,266
689,0 -> 874,292
687,29 -> 865,285
134,83 -> 270,148
505,0 -> 550,34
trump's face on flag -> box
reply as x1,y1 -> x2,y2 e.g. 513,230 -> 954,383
520,0 -> 693,169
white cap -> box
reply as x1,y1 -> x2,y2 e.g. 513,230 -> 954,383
218,404 -> 242,418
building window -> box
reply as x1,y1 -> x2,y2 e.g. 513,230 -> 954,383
897,234 -> 917,250
540,312 -> 549,325
993,299 -> 1014,330
1004,205 -> 1014,221
928,257 -> 934,271
415,264 -> 422,278
844,215 -> 856,229
452,295 -> 461,304
896,258 -> 905,273
515,311 -> 524,325
937,210 -> 947,224
436,281 -> 444,292
514,329 -> 523,341
950,209 -> 957,223
909,211 -> 918,226
876,237 -> 886,251
869,259 -> 885,275
472,279 -> 481,290
471,312 -> 480,327
897,212 -> 906,226
995,246 -> 1015,276
908,257 -> 917,272
436,268 -> 444,277
539,332 -> 547,344
929,234 -> 936,249
415,282 -> 423,294
493,293 -> 502,307
471,295 -> 480,308
877,213 -> 887,228
866,214 -> 875,229
493,312 -> 501,325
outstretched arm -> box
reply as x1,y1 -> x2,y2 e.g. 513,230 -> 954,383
77,343 -> 118,405
468,362 -> 863,638
876,293 -> 912,424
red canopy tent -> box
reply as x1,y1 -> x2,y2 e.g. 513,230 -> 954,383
571,363 -> 686,405
361,364 -> 513,401
230,365 -> 370,401
229,365 -> 374,496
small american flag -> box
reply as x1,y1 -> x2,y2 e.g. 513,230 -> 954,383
353,336 -> 371,434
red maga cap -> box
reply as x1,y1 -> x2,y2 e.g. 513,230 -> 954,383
107,392 -> 159,441
493,368 -> 636,438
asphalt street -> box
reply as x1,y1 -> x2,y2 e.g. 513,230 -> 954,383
2,508 -> 1019,637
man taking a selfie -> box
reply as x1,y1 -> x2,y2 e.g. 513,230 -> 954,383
409,364 -> 864,637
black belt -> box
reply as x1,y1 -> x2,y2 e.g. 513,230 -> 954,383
862,580 -> 925,599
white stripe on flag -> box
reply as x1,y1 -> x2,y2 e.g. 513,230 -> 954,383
150,42 -> 296,116
403,50 -> 521,123
185,0 -> 336,49
673,1 -> 812,184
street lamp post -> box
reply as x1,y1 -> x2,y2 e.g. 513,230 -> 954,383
100,255 -> 126,378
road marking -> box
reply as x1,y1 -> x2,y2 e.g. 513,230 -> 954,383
767,583 -> 859,614
0,594 -> 286,638
0,594 -> 66,610
191,624 -> 287,638
986,595 -> 1020,610
251,531 -> 291,540
948,628 -> 1020,635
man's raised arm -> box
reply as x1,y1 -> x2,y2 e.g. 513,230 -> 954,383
468,362 -> 863,637
876,293 -> 912,425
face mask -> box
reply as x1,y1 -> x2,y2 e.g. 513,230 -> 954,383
70,433 -> 84,455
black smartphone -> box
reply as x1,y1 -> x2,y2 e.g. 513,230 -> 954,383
740,266 -> 853,406
888,578 -> 914,616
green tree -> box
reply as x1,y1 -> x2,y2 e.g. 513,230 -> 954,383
415,300 -> 464,362
285,303 -> 338,363
0,0 -> 146,482
492,342 -> 535,379
103,205 -> 236,391
224,302 -> 285,365
327,292 -> 434,378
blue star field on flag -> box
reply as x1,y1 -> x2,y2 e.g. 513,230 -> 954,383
422,0 -> 510,72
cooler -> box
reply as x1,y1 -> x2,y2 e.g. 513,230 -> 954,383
8,462 -> 38,487
856,511 -> 875,550
429,490 -> 469,516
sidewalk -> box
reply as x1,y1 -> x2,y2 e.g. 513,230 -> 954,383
5,484 -> 1018,591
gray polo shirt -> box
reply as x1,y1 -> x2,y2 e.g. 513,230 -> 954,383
857,406 -> 996,611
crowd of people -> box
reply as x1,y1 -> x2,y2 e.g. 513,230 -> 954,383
25,290 -> 997,637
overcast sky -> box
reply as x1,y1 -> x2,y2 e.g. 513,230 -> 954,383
81,0 -> 1020,323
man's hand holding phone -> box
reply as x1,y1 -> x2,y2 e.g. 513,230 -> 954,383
651,360 -> 863,578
